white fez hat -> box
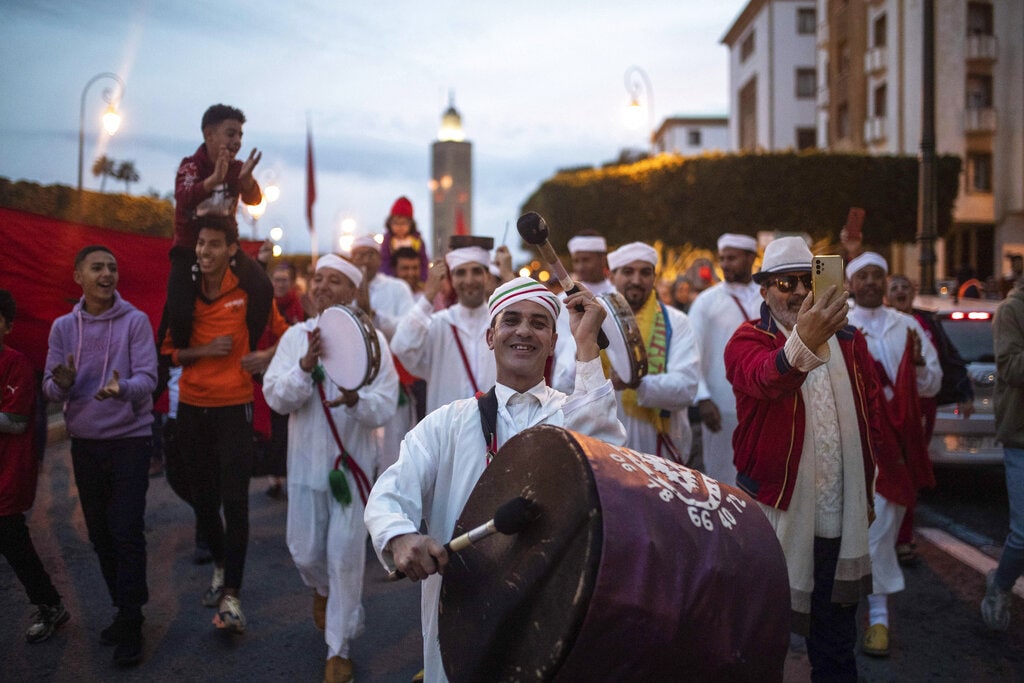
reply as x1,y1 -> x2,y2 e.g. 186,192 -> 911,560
717,233 -> 758,253
487,276 -> 561,321
607,242 -> 658,271
350,235 -> 380,252
567,235 -> 608,254
316,254 -> 363,288
846,252 -> 888,279
752,236 -> 812,284
445,246 -> 491,270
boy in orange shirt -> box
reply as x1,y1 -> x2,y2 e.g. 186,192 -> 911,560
162,216 -> 288,634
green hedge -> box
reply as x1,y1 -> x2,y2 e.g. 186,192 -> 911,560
521,151 -> 961,252
0,178 -> 173,236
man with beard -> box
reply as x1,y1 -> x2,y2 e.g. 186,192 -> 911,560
846,253 -> 940,658
725,236 -> 879,682
391,247 -> 495,413
364,276 -> 625,683
263,254 -> 399,683
606,242 -> 699,462
687,233 -> 761,485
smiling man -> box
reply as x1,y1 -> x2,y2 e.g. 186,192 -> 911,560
44,246 -> 158,666
364,276 -> 625,683
263,254 -> 398,683
391,246 -> 496,413
607,241 -> 700,463
161,217 -> 289,636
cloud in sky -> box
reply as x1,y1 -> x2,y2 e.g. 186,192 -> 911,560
0,0 -> 747,256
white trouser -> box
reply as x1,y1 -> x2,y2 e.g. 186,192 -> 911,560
701,414 -> 738,487
869,493 -> 907,596
287,483 -> 367,658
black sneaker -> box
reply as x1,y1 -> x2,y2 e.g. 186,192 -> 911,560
25,603 -> 70,643
112,624 -> 143,667
193,540 -> 213,565
101,609 -> 145,645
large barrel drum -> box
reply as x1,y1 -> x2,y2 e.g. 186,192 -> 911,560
438,425 -> 789,682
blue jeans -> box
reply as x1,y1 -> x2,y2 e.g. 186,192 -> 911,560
70,436 -> 151,609
995,447 -> 1024,590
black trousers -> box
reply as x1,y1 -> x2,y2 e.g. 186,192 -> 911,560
805,536 -> 858,682
0,513 -> 61,607
70,436 -> 151,609
177,403 -> 253,591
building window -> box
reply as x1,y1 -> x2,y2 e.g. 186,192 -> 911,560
873,14 -> 887,47
967,2 -> 994,35
739,77 -> 757,151
796,68 -> 816,98
874,83 -> 887,117
687,129 -> 702,146
967,153 -> 992,192
741,31 -> 755,62
797,8 -> 816,35
796,128 -> 816,150
967,74 -> 994,108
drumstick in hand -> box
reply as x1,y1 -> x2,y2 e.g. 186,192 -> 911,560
387,496 -> 536,581
517,212 -> 610,349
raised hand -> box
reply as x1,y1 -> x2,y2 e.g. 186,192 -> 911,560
300,328 -> 322,373
795,284 -> 849,350
239,147 -> 262,188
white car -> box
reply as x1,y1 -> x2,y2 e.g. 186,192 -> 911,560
913,294 -> 1001,466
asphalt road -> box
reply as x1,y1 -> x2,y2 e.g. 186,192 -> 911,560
3,438 -> 1024,681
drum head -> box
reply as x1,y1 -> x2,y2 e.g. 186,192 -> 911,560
318,306 -> 370,391
597,295 -> 635,383
439,426 -> 602,682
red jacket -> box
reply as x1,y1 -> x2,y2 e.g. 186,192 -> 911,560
724,304 -> 881,511
174,144 -> 262,249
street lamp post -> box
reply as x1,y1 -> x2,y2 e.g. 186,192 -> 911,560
78,72 -> 125,193
623,65 -> 655,152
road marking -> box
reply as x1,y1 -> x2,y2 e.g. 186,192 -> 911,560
918,526 -> 1024,599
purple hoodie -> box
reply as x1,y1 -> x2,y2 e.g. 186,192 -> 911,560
43,292 -> 157,440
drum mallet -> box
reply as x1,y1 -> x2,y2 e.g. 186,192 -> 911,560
387,496 -> 536,581
516,211 -> 609,349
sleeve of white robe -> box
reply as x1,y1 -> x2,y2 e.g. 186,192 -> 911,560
263,323 -> 317,415
371,279 -> 415,341
910,316 -> 942,398
563,358 -> 627,446
686,291 -> 714,403
634,308 -> 701,412
389,298 -> 435,379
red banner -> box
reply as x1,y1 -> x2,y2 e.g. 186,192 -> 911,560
0,207 -> 259,371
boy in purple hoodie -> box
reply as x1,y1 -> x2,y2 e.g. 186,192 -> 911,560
43,245 -> 157,667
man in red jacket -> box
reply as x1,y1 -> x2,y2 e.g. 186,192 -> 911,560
725,236 -> 882,683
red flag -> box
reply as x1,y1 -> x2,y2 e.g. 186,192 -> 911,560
455,206 -> 467,235
306,118 -> 316,232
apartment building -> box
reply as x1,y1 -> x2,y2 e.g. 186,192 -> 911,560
652,116 -> 730,155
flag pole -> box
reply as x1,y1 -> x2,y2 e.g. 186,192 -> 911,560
306,111 -> 318,263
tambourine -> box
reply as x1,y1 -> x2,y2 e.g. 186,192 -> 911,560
317,305 -> 381,391
597,292 -> 648,386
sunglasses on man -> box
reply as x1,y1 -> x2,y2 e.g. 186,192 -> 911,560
765,273 -> 813,293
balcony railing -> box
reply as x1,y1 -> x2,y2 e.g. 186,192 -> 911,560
964,107 -> 997,134
864,116 -> 887,143
966,34 -> 998,62
864,46 -> 887,74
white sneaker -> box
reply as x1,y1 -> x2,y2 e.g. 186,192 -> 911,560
981,569 -> 1011,631
213,595 -> 246,634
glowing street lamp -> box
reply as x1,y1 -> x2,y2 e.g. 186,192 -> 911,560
78,72 -> 125,193
623,65 -> 655,150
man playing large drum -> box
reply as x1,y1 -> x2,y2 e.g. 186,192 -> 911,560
364,277 -> 625,683
263,254 -> 399,683
606,242 -> 700,463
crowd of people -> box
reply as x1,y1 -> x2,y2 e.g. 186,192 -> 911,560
3,102 -> 1024,683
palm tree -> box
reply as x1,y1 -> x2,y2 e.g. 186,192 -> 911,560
91,155 -> 116,192
115,160 -> 140,194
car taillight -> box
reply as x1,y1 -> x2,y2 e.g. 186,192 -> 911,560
950,311 -> 992,321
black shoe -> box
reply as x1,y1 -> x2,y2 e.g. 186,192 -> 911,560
25,603 -> 70,643
112,625 -> 143,667
193,540 -> 213,565
101,608 -> 145,646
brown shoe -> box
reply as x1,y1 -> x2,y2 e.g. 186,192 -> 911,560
313,591 -> 327,631
324,656 -> 353,683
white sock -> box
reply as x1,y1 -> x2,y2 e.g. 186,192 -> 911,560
868,593 -> 889,627
211,566 -> 225,589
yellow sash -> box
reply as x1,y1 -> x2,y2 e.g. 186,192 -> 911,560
603,291 -> 670,434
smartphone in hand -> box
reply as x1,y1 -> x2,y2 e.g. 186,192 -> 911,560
844,207 -> 865,241
813,255 -> 845,304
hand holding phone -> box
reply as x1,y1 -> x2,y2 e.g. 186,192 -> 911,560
813,255 -> 845,305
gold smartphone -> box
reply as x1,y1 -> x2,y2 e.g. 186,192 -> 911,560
813,255 -> 845,304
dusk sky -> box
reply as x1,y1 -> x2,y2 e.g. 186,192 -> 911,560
1,0 -> 747,257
